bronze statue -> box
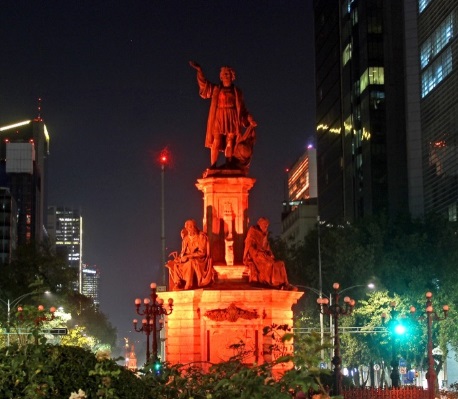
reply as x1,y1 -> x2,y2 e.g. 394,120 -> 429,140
243,217 -> 296,290
189,61 -> 257,170
166,219 -> 213,290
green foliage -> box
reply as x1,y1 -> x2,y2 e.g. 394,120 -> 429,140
142,332 -> 333,399
0,241 -> 117,351
0,333 -> 337,399
0,344 -> 149,399
61,325 -> 99,350
285,213 -> 458,386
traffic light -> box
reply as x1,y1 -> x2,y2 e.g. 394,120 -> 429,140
394,323 -> 406,335
153,359 -> 162,375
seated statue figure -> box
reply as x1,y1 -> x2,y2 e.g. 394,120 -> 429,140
243,217 -> 296,290
166,219 -> 213,290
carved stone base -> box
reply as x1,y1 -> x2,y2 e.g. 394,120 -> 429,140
196,176 -> 256,265
158,288 -> 303,374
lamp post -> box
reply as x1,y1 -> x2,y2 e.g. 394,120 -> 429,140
0,291 -> 40,346
410,292 -> 448,399
317,282 -> 356,396
17,304 -> 56,344
158,148 -> 170,287
381,301 -> 403,388
297,282 -> 374,365
133,282 -> 174,364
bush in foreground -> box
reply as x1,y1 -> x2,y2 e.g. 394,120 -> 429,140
0,343 -> 149,398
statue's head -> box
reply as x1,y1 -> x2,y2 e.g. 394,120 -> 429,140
257,217 -> 270,233
220,66 -> 236,84
184,219 -> 199,235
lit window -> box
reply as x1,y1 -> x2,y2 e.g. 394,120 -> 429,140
343,43 -> 352,66
420,14 -> 454,69
360,67 -> 384,93
419,0 -> 431,13
421,47 -> 453,97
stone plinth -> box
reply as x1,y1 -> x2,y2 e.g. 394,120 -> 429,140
158,288 -> 303,372
196,175 -> 255,265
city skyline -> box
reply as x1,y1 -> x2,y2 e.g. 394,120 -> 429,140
0,1 -> 315,347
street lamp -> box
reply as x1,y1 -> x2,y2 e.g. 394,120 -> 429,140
317,282 -> 356,396
133,282 -> 174,365
17,304 -> 56,344
381,301 -> 404,388
0,291 -> 41,346
410,292 -> 448,399
158,147 -> 170,287
297,282 -> 374,365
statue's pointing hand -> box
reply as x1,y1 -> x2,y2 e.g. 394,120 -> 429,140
189,61 -> 201,71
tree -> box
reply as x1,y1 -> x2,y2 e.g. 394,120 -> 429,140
281,212 -> 458,384
0,242 -> 117,350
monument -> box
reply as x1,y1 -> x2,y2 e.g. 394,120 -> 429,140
157,62 -> 303,374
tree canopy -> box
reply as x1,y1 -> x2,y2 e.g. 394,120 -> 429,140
277,213 -> 458,382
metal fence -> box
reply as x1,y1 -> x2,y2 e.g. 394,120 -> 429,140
342,386 -> 458,399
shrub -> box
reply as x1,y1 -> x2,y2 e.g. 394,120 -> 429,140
0,344 -> 149,398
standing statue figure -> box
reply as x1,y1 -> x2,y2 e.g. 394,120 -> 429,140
243,217 -> 296,291
189,61 -> 257,170
166,219 -> 213,290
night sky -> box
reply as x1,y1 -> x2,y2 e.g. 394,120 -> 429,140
0,1 -> 315,351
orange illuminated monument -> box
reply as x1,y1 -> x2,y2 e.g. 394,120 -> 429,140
155,62 -> 303,373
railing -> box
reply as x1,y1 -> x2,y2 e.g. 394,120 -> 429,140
342,386 -> 427,399
294,326 -> 387,334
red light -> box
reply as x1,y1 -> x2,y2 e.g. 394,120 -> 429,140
433,140 -> 446,148
158,148 -> 171,166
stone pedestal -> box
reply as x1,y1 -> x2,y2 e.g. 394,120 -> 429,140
196,173 -> 255,265
158,288 -> 303,373
160,170 -> 303,374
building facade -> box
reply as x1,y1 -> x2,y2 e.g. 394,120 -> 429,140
0,188 -> 17,264
47,206 -> 83,291
418,1 -> 458,220
281,146 -> 318,245
314,0 -> 411,222
314,0 -> 458,223
81,264 -> 100,306
0,118 -> 49,259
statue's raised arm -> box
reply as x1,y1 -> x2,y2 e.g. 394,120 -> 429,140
189,61 -> 256,172
189,60 -> 201,71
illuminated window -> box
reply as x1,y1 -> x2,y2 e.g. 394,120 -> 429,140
420,14 -> 454,69
421,47 -> 453,97
343,43 -> 352,66
360,67 -> 384,93
419,0 -> 432,13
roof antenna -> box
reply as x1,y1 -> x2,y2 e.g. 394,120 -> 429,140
37,97 -> 42,120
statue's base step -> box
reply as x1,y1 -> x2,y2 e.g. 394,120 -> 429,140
213,264 -> 248,283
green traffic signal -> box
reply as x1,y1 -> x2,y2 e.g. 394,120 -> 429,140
394,324 -> 406,335
154,360 -> 162,375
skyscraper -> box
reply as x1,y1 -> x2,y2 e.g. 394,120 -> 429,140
281,146 -> 318,245
314,0 -> 458,223
47,206 -> 82,291
0,188 -> 17,264
314,0 -> 411,222
417,1 -> 458,219
0,118 -> 49,256
81,264 -> 100,306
